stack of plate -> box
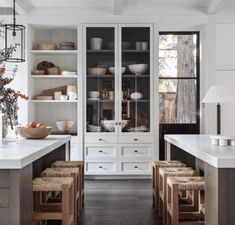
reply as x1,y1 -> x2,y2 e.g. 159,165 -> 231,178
59,42 -> 75,50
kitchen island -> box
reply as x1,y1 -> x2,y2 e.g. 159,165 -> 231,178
0,135 -> 71,225
165,135 -> 235,225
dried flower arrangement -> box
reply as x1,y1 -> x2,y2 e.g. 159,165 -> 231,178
0,22 -> 28,130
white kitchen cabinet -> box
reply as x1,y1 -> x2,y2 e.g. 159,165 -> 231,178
84,24 -> 155,176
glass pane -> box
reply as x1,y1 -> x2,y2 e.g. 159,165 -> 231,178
159,34 -> 198,77
121,27 -> 150,132
159,79 -> 197,124
86,27 -> 115,132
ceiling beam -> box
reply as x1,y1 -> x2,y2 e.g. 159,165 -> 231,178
6,0 -> 33,15
112,0 -> 122,15
208,0 -> 229,14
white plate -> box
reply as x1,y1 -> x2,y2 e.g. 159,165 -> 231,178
88,97 -> 100,100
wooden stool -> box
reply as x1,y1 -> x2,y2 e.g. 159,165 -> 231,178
51,161 -> 84,210
41,167 -> 80,224
200,204 -> 205,215
166,176 -> 205,225
32,177 -> 74,225
152,160 -> 185,214
159,167 -> 198,225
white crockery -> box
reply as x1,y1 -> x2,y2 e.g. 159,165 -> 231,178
130,92 -> 143,100
88,91 -> 100,98
90,38 -> 103,50
128,64 -> 148,75
109,67 -> 125,75
87,125 -> 101,132
56,120 -> 75,132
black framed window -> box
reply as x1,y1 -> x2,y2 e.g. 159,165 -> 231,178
159,32 -> 200,124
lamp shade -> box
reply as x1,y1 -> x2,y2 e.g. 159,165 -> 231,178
202,85 -> 234,104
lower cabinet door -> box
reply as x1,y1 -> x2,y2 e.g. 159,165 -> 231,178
120,162 -> 151,174
85,161 -> 118,174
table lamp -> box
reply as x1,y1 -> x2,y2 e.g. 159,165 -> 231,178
202,85 -> 234,135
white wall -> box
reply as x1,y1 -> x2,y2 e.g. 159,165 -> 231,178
214,16 -> 235,135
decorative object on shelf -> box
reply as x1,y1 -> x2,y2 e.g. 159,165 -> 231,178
108,67 -> 125,75
130,92 -> 143,100
88,91 -> 100,99
122,42 -> 131,49
60,95 -> 68,100
42,85 -> 67,96
61,70 -> 77,76
37,61 -> 55,74
36,95 -> 53,100
88,67 -> 107,76
54,91 -> 62,100
101,88 -> 109,100
128,64 -> 148,75
67,85 -> 77,100
56,120 -> 75,132
141,42 -> 148,50
0,65 -> 28,143
37,43 -> 57,50
129,126 -> 148,132
101,120 -> 115,132
32,69 -> 45,75
59,42 -> 75,50
202,85 -> 234,135
109,91 -> 114,100
3,0 -> 25,62
135,42 -> 141,50
18,121 -> 52,139
87,124 -> 101,132
47,66 -> 60,75
90,38 -> 103,50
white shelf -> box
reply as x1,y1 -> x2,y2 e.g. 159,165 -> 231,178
29,100 -> 78,103
30,50 -> 78,55
30,75 -> 78,79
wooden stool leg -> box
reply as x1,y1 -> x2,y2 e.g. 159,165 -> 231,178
166,184 -> 171,225
62,184 -> 73,225
171,184 -> 179,225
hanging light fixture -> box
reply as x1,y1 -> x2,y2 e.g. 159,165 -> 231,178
4,0 -> 25,62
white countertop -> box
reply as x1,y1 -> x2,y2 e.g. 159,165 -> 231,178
0,135 -> 71,169
165,135 -> 235,168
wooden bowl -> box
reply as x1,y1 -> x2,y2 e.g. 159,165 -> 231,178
88,67 -> 107,76
18,127 -> 52,139
37,43 -> 57,50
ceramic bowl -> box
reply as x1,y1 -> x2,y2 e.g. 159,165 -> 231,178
121,120 -> 128,129
128,64 -> 148,75
37,43 -> 57,50
101,120 -> 115,132
88,91 -> 100,98
18,127 -> 52,139
130,92 -> 143,100
56,120 -> 75,132
88,67 -> 107,76
108,67 -> 125,75
87,125 -> 101,132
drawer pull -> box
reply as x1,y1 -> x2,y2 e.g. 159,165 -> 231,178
134,166 -> 138,168
134,138 -> 138,141
134,150 -> 138,153
99,150 -> 103,153
99,166 -> 103,168
99,139 -> 103,141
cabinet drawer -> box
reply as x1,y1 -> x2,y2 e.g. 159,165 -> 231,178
85,146 -> 116,157
85,162 -> 117,174
120,145 -> 152,157
119,135 -> 153,144
85,135 -> 116,144
120,162 -> 151,173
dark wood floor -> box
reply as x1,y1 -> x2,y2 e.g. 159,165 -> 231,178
78,179 -> 162,225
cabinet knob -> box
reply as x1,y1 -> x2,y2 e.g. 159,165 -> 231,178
134,150 -> 138,153
134,138 -> 138,141
99,150 -> 103,153
134,166 -> 138,169
99,139 -> 103,141
99,166 -> 103,169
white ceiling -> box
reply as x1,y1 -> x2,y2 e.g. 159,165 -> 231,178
0,0 -> 234,15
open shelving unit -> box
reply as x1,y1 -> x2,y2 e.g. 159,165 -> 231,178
27,25 -> 79,134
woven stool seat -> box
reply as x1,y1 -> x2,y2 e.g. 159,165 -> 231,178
41,167 -> 79,177
159,167 -> 195,177
52,160 -> 83,168
152,160 -> 183,167
167,177 -> 205,191
33,177 -> 73,192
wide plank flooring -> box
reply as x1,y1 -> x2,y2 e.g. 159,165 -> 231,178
78,179 -> 162,225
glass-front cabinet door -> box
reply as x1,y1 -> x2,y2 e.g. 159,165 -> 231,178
120,26 -> 151,133
86,26 -> 117,133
